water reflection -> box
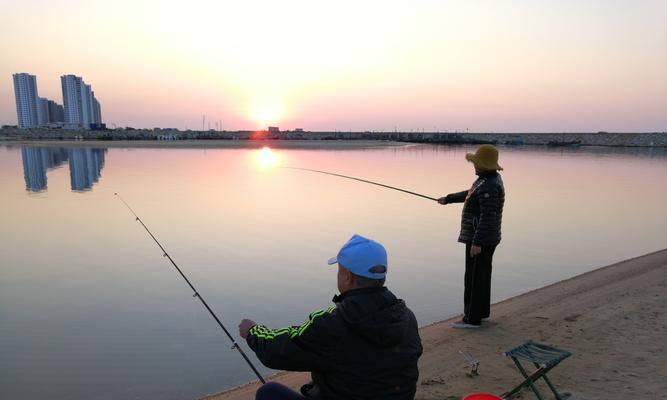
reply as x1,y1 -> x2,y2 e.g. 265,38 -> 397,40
20,147 -> 106,192
21,147 -> 68,191
67,148 -> 106,191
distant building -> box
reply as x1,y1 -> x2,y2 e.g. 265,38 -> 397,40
36,97 -> 65,126
61,75 -> 83,128
61,74 -> 103,129
81,83 -> 94,127
268,126 -> 280,133
37,97 -> 49,126
294,128 -> 304,132
158,134 -> 178,140
13,73 -> 40,129
48,99 -> 65,123
92,97 -> 102,125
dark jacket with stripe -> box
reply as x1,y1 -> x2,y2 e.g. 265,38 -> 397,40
246,287 -> 423,400
445,171 -> 505,246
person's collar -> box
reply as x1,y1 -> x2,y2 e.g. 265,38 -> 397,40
332,286 -> 387,303
476,170 -> 498,178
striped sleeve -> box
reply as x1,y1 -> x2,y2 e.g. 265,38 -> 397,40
246,306 -> 339,371
249,306 -> 336,340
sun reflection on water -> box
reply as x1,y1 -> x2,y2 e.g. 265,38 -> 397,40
253,146 -> 280,170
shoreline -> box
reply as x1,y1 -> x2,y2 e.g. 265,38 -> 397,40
1,130 -> 666,148
0,139 -> 411,150
203,248 -> 667,400
2,139 -> 666,153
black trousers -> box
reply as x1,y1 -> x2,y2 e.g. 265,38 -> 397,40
463,243 -> 496,325
255,382 -> 306,400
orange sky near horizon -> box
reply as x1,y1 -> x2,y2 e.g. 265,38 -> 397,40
1,0 -> 666,132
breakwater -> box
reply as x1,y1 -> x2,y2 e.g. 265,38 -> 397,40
1,127 -> 665,147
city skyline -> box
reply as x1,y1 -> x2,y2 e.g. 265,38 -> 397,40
61,74 -> 103,129
1,1 -> 666,132
12,72 -> 103,129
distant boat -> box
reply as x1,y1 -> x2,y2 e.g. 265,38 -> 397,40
547,140 -> 581,147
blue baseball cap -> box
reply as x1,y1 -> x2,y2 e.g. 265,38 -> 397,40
327,234 -> 388,279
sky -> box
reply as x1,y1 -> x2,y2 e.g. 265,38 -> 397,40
1,0 -> 666,132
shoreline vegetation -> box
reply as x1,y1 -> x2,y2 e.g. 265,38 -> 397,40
203,249 -> 667,400
1,127 -> 666,148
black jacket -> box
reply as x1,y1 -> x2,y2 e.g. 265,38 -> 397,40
246,287 -> 423,400
445,171 -> 505,246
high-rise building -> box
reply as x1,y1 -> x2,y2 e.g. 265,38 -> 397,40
48,100 -> 65,123
92,96 -> 102,125
81,83 -> 93,127
37,97 -> 65,125
13,73 -> 40,129
61,74 -> 103,129
37,97 -> 49,126
61,74 -> 83,128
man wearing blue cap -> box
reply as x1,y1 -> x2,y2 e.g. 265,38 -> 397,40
238,234 -> 423,400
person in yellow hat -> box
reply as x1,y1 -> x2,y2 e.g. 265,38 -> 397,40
438,144 -> 505,328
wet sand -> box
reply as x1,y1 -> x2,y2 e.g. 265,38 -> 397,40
203,249 -> 667,400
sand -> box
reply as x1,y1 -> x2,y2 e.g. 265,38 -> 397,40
203,249 -> 667,400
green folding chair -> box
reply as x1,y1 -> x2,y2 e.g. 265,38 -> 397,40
501,341 -> 571,400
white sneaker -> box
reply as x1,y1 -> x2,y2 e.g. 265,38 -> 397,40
481,317 -> 490,322
452,321 -> 481,329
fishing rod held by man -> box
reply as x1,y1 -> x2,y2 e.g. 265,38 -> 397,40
114,193 -> 266,383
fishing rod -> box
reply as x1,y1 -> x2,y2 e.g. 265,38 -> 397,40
114,193 -> 266,384
280,166 -> 439,202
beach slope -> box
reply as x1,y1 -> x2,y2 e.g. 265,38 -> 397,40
204,249 -> 667,400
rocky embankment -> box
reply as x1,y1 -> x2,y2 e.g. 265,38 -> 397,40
1,127 -> 665,147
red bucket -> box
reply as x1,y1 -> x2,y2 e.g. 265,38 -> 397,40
463,394 -> 502,400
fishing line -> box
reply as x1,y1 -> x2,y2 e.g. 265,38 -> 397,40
114,193 -> 266,384
280,166 -> 438,202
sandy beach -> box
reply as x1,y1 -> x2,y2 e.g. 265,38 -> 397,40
203,249 -> 667,400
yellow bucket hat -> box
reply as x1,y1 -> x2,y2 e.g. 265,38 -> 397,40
465,144 -> 503,171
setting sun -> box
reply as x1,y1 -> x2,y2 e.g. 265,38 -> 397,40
249,100 -> 285,128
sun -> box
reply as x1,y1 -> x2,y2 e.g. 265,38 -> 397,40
249,100 -> 285,128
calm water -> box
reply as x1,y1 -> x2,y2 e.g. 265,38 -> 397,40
1,142 -> 666,400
